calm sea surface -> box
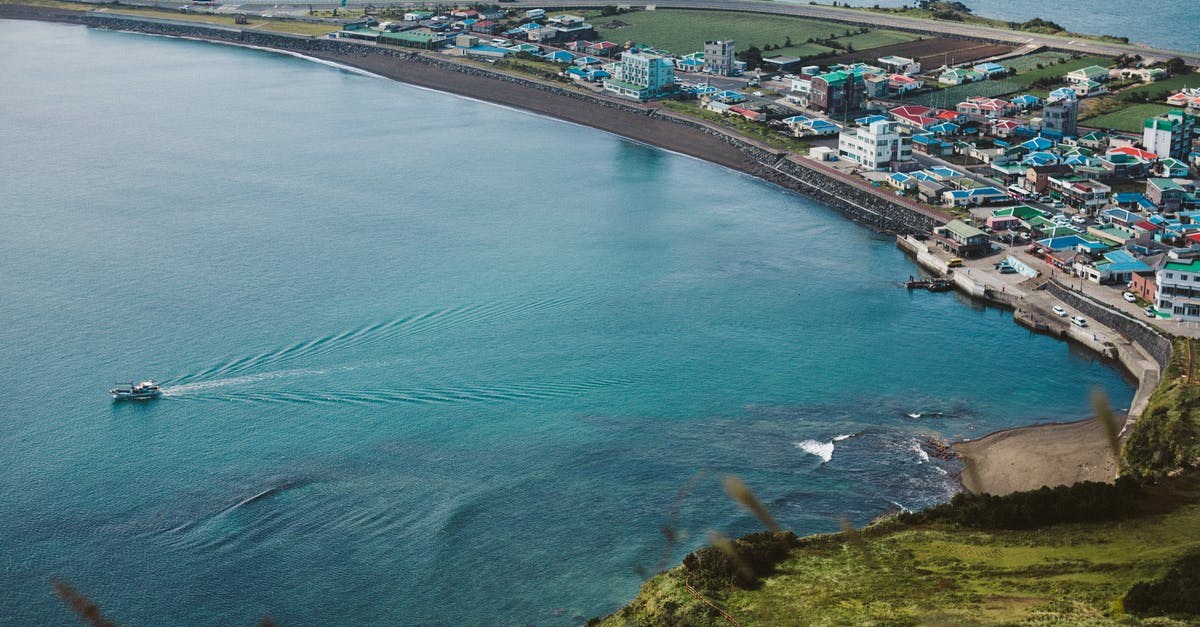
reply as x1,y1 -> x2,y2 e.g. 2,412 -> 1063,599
829,0 -> 1199,52
0,20 -> 1134,625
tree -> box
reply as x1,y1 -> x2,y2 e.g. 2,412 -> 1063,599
737,46 -> 764,70
1166,57 -> 1189,74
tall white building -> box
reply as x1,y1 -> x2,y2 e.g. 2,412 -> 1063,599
1155,256 -> 1200,321
703,40 -> 736,76
604,50 -> 676,100
837,120 -> 912,171
1144,109 -> 1196,159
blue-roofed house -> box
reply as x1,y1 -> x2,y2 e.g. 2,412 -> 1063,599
942,186 -> 1009,207
1081,249 -> 1153,284
1021,151 -> 1059,166
574,56 -> 602,67
1010,94 -> 1041,110
887,171 -> 916,191
712,90 -> 746,103
928,122 -> 960,136
973,62 -> 1007,78
1037,234 -> 1110,254
1102,208 -> 1142,226
911,134 -> 953,156
1047,87 -> 1077,102
855,114 -> 888,127
543,50 -> 576,63
675,58 -> 704,73
1020,137 -> 1054,152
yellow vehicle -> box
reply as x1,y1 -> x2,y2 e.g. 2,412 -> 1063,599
947,258 -> 963,268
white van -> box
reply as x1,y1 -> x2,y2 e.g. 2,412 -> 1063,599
1071,316 -> 1088,327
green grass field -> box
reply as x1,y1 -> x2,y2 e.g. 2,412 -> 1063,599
587,9 -> 917,58
1083,103 -> 1177,133
897,80 -> 1023,107
1002,51 -> 1086,73
1120,72 -> 1200,101
1007,56 -> 1111,88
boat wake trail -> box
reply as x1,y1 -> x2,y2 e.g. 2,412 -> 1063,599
169,296 -> 589,386
167,376 -> 635,407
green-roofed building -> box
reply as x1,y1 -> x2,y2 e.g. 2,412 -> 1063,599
1157,257 -> 1200,321
1143,109 -> 1196,159
933,219 -> 990,257
811,69 -> 865,116
378,28 -> 456,49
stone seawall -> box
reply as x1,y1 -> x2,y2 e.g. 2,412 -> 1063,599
1044,281 -> 1173,371
73,11 -> 948,235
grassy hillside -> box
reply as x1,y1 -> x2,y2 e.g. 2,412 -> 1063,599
600,477 -> 1200,626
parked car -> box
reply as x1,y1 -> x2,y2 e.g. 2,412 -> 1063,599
1123,292 -> 1137,303
947,257 -> 963,267
1072,316 -> 1088,327
1145,306 -> 1157,318
1053,305 -> 1068,317
1071,215 -> 1088,225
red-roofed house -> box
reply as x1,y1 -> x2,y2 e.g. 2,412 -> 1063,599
956,97 -> 1013,117
1109,146 -> 1159,161
469,20 -> 499,34
451,8 -> 479,18
727,106 -> 766,122
586,41 -> 621,57
1132,220 -> 1162,234
989,119 -> 1021,138
889,105 -> 939,130
936,110 -> 965,122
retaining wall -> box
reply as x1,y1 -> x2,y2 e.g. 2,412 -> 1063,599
1044,281 -> 1173,371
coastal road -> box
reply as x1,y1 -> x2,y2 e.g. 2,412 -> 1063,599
246,0 -> 1200,66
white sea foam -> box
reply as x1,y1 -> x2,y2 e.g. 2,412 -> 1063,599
833,433 -> 854,442
910,441 -> 930,463
795,439 -> 834,463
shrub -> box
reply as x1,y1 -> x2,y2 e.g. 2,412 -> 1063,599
682,531 -> 799,591
1124,549 -> 1200,616
900,478 -> 1143,529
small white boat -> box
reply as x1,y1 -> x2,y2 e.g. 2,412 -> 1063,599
110,380 -> 162,401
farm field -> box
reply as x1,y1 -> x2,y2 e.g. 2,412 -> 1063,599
816,39 -> 1013,71
587,9 -> 917,57
1007,55 -> 1112,87
896,80 -> 1024,108
1120,72 -> 1200,101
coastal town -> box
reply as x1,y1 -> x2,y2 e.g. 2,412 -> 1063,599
4,0 -> 1200,624
312,3 -> 1200,330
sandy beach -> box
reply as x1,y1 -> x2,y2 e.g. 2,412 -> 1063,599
954,415 -> 1125,496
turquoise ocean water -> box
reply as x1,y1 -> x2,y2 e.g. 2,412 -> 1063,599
0,21 -> 1134,625
829,0 -> 1198,52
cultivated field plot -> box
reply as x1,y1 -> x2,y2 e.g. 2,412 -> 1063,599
1121,72 -> 1200,100
816,39 -> 1013,70
1083,103 -> 1177,133
1001,51 -> 1086,73
588,9 -> 917,57
897,80 -> 1024,108
1007,56 -> 1112,87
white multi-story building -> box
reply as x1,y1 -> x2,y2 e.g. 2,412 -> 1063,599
836,120 -> 912,171
703,40 -> 736,76
603,50 -> 676,100
1143,109 -> 1196,159
1155,256 -> 1200,321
